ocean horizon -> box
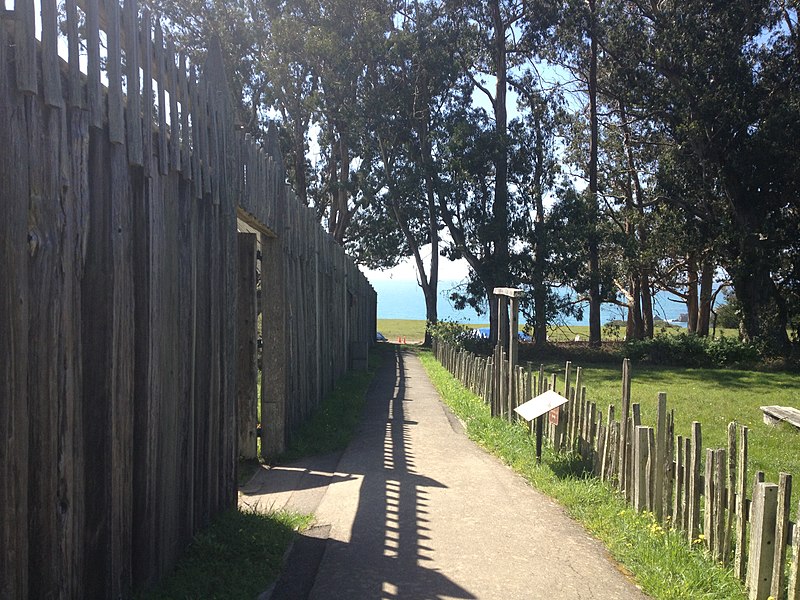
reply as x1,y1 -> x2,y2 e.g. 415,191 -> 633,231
372,279 -> 693,327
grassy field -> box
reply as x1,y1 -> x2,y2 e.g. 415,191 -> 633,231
377,318 -> 740,342
531,360 -> 800,506
418,349 -> 748,600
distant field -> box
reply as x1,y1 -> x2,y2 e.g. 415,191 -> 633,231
377,319 -> 740,342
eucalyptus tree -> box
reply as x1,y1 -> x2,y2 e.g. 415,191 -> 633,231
431,0 -> 559,341
598,0 -> 799,353
346,2 -> 466,345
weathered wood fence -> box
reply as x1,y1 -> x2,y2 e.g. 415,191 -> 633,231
0,0 -> 376,597
433,339 -> 800,600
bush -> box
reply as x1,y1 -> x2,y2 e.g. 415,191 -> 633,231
623,332 -> 759,367
427,320 -> 475,347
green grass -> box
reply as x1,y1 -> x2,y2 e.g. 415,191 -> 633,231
153,349 -> 384,599
418,349 -> 748,600
278,348 -> 384,462
139,508 -> 313,600
377,318 -> 740,343
528,360 -> 800,496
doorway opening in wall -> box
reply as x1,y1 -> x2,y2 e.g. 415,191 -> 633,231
236,218 -> 264,484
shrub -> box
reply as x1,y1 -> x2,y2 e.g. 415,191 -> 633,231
623,332 -> 759,367
427,320 -> 475,348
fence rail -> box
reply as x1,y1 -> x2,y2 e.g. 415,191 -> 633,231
0,0 -> 375,597
433,339 -> 800,600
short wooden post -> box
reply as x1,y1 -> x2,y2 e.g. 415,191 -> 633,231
682,437 -> 691,532
619,358 -> 631,495
646,427 -> 656,511
654,392 -> 667,522
634,426 -> 649,512
507,295 -> 519,421
688,421 -> 702,544
735,425 -> 749,580
713,448 -> 726,561
674,435 -> 684,530
771,473 -> 792,599
746,482 -> 778,600
705,448 -> 715,552
788,498 -> 800,600
724,422 -> 737,564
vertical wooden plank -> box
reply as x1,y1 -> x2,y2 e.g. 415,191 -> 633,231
634,426 -> 649,512
713,448 -> 726,560
683,437 -> 691,531
155,23 -> 169,175
646,427 -> 656,511
86,0 -> 103,127
674,435 -> 684,530
124,0 -> 143,164
601,406 -> 613,481
65,0 -> 83,108
771,473 -> 792,599
654,392 -> 667,522
736,425 -> 750,580
625,416 -> 635,502
190,67 -> 202,198
619,358 -> 631,494
705,448 -> 715,552
688,421 -> 702,544
106,0 -> 125,144
83,129 -> 134,597
746,482 -> 778,600
14,0 -> 37,93
664,409 -> 675,521
724,421 -> 737,564
59,103 -> 92,600
140,8 -> 153,173
789,499 -> 800,600
40,0 -> 64,107
0,30 -> 31,595
179,54 -> 191,174
167,40 -> 180,171
25,76 -> 64,600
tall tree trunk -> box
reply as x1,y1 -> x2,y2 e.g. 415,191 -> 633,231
587,0 -> 602,347
490,0 -> 510,298
418,115 -> 440,347
641,269 -> 654,338
333,135 -> 350,244
721,168 -> 791,354
533,193 -> 548,346
697,256 -> 714,336
686,254 -> 699,333
732,239 -> 790,353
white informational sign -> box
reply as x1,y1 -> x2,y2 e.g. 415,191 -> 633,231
514,390 -> 570,422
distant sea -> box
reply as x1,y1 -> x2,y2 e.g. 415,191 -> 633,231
372,279 -> 692,327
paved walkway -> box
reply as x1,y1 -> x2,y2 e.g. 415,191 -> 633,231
239,347 -> 649,599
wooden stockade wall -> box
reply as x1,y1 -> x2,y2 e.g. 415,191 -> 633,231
0,0 -> 376,597
433,339 -> 800,600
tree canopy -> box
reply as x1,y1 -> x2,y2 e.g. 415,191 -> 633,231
153,0 -> 800,354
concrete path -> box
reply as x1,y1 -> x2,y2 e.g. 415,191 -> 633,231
240,347 -> 649,600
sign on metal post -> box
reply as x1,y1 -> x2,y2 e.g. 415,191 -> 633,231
515,389 -> 569,463
514,389 -> 570,422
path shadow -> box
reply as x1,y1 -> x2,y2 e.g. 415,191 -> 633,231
274,348 -> 476,600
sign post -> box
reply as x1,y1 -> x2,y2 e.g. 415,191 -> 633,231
514,390 -> 570,463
